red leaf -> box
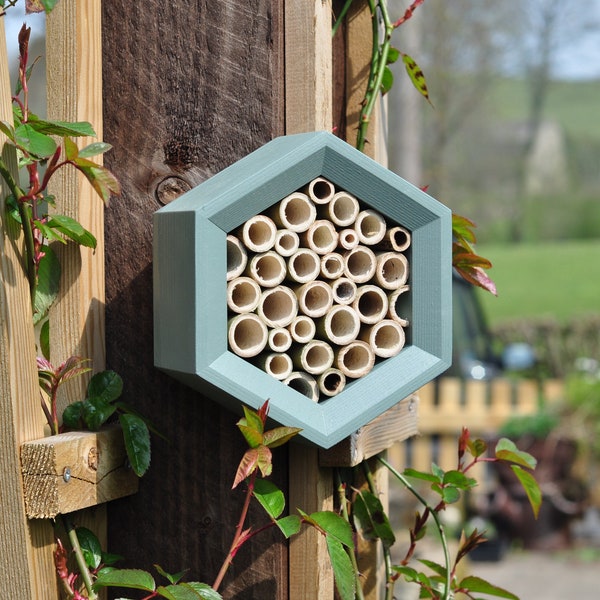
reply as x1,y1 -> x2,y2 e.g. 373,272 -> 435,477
233,449 -> 259,488
393,0 -> 425,28
455,265 -> 497,296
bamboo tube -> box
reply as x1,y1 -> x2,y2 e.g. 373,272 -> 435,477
228,313 -> 268,358
377,225 -> 411,252
227,276 -> 261,314
318,304 -> 361,346
331,277 -> 357,305
317,368 -> 346,398
255,352 -> 293,380
226,234 -> 248,281
292,339 -> 334,375
304,176 -> 336,205
343,245 -> 377,283
300,219 -> 339,255
359,319 -> 405,358
352,285 -> 389,325
336,340 -> 375,379
247,251 -> 287,288
323,190 -> 360,226
241,214 -> 277,252
287,248 -> 320,283
288,315 -> 316,344
354,209 -> 387,245
320,252 -> 344,279
257,286 -> 298,328
269,192 -> 316,233
284,371 -> 319,402
295,280 -> 333,318
338,228 -> 359,250
268,327 -> 293,352
387,285 -> 410,327
274,229 -> 300,257
374,252 -> 409,290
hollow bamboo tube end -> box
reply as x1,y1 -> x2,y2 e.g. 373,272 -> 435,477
256,352 -> 293,380
353,285 -> 389,325
295,280 -> 333,318
319,305 -> 361,346
317,368 -> 346,397
226,235 -> 248,281
377,226 -> 411,252
269,192 -> 316,233
327,191 -> 360,226
320,252 -> 344,279
284,371 -> 319,402
257,286 -> 298,328
228,313 -> 268,358
359,319 -> 405,358
375,252 -> 409,290
268,327 -> 293,352
288,315 -> 316,344
331,277 -> 357,305
354,209 -> 387,245
304,176 -> 336,205
387,285 -> 410,327
241,214 -> 277,252
300,219 -> 339,255
292,339 -> 334,375
227,277 -> 261,314
343,245 -> 377,283
248,251 -> 287,288
336,340 -> 375,379
274,229 -> 300,257
287,248 -> 320,283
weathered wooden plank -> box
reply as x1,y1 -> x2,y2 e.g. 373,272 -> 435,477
284,2 -> 335,599
102,2 -> 287,597
0,17 -> 58,599
21,426 -> 138,519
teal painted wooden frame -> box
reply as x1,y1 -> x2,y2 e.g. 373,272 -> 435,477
153,131 -> 452,448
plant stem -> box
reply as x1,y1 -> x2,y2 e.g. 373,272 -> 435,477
334,470 -> 365,600
212,470 -> 258,591
61,515 -> 97,600
332,0 -> 355,38
360,460 -> 395,600
378,456 -> 452,600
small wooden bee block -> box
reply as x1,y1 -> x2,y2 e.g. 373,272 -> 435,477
20,425 -> 138,519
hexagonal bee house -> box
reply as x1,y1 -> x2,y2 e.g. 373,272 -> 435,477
153,131 -> 451,448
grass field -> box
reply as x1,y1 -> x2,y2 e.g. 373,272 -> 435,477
477,239 -> 600,325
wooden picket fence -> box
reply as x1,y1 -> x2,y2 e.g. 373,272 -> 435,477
388,377 -> 565,476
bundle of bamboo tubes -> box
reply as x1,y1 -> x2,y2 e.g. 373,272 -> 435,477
226,176 -> 410,402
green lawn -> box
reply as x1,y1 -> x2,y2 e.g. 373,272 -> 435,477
477,239 -> 600,325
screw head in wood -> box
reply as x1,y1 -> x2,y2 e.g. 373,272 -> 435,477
63,467 -> 71,483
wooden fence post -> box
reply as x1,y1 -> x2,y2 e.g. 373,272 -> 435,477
285,3 -> 335,598
45,0 -> 108,568
0,18 -> 58,600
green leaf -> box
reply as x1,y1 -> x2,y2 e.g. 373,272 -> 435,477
74,161 -> 121,202
101,552 -> 124,567
325,536 -> 355,600
495,438 -> 537,470
401,52 -> 433,106
467,438 -> 487,458
62,401 -> 84,429
83,397 -> 117,431
262,425 -> 302,448
443,470 -> 477,490
237,424 -> 263,449
452,213 -> 477,245
33,245 -> 60,324
458,575 -> 519,599
156,584 -> 203,600
381,66 -> 394,95
27,114 -> 96,137
352,489 -> 395,549
93,568 -> 156,592
386,47 -> 400,64
64,136 -> 79,160
391,565 -> 419,582
87,370 -> 123,403
47,214 -> 97,248
120,413 -> 151,477
275,515 -> 302,538
440,485 -> 460,504
511,465 -> 542,519
184,582 -> 223,599
253,478 -> 285,519
15,123 -> 57,158
309,511 -> 354,549
39,318 -> 50,360
76,527 -> 102,569
418,558 -> 447,578
240,405 -> 264,434
79,141 -> 112,158
154,564 -> 186,585
0,119 -> 16,142
402,468 -> 440,484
